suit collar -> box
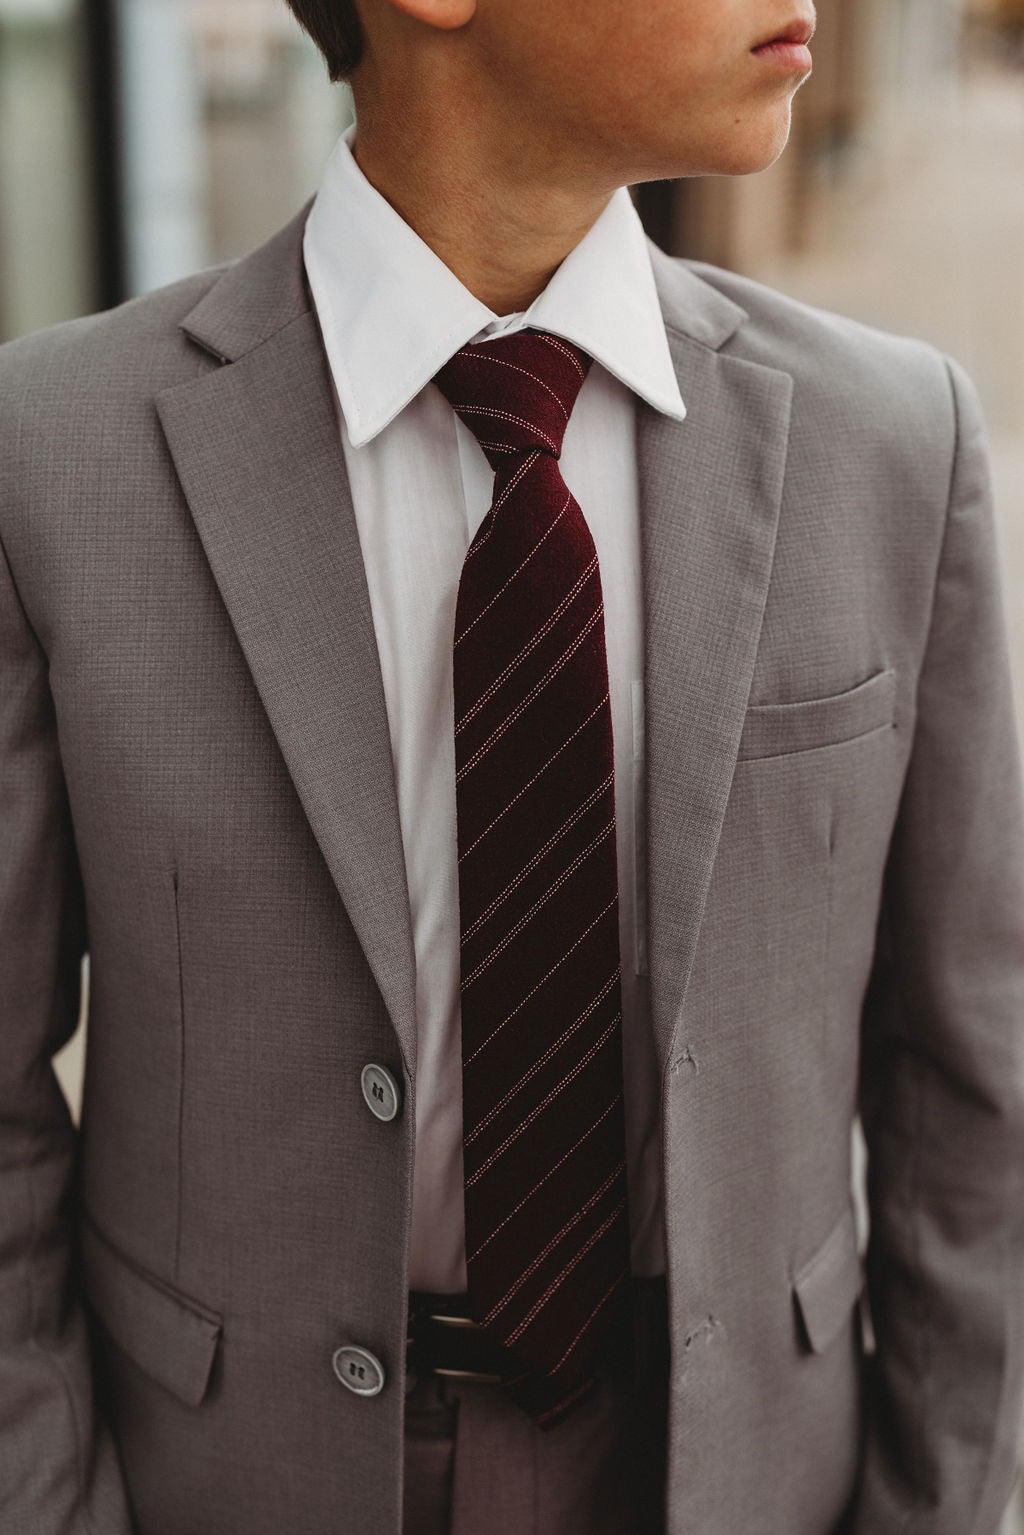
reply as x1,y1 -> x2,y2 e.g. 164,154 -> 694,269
178,200 -> 315,364
303,129 -> 687,445
646,239 -> 748,352
177,200 -> 748,368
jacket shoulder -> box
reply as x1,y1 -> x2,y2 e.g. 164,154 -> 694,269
650,251 -> 973,555
0,263 -> 236,538
0,262 -> 230,409
677,256 -> 955,421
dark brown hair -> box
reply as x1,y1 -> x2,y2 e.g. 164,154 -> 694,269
284,0 -> 365,82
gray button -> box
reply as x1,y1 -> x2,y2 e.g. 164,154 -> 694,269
361,1063 -> 401,1122
332,1344 -> 385,1397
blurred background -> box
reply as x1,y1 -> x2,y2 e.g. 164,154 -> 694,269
3,0 -> 1023,1521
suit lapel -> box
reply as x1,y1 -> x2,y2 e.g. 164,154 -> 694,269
157,234 -> 418,1077
153,211 -> 791,1088
641,254 -> 793,1076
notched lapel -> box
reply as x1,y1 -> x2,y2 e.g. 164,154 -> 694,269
156,309 -> 418,1078
640,324 -> 793,1078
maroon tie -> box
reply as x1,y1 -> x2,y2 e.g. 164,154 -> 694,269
434,330 -> 633,1429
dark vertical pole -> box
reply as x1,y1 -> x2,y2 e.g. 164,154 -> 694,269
632,180 -> 678,256
81,0 -> 126,310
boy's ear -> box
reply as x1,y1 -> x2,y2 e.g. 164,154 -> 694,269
382,0 -> 476,30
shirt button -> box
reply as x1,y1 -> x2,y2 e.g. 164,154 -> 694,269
361,1062 -> 402,1122
332,1344 -> 386,1397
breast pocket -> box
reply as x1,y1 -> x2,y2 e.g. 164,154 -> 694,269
737,668 -> 897,762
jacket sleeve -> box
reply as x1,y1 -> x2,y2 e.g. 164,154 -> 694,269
853,357 -> 1024,1533
0,532 -> 133,1531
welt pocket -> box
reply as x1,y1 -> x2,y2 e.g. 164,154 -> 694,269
738,668 -> 897,761
81,1217 -> 222,1407
792,1204 -> 862,1355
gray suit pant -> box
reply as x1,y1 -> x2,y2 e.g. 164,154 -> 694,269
402,1280 -> 669,1535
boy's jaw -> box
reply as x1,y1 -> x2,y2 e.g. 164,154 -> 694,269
355,0 -> 818,188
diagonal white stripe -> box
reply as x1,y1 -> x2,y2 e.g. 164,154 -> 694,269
464,970 -> 620,1144
461,352 -> 570,419
548,1267 -> 629,1378
450,405 -> 559,455
464,1010 -> 622,1186
460,773 -> 613,944
460,820 -> 615,990
458,691 -> 609,864
456,554 -> 598,733
466,1090 -> 624,1264
455,603 -> 604,785
538,334 -> 587,379
501,1195 -> 628,1343
535,1369 -> 600,1425
455,493 -> 571,650
464,451 -> 542,565
463,895 -> 616,1068
479,1159 -> 626,1325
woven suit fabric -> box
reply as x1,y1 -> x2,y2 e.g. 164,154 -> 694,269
433,330 -> 634,1430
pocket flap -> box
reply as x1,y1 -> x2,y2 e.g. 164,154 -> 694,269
81,1219 -> 222,1406
793,1206 -> 862,1354
739,668 -> 896,760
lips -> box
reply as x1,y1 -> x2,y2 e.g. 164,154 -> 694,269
753,15 -> 816,51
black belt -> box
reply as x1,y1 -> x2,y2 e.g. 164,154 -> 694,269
406,1275 -> 667,1391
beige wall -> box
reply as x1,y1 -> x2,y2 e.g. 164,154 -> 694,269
665,0 -> 966,272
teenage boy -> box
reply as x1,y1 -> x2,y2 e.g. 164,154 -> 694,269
2,1 -> 1023,1532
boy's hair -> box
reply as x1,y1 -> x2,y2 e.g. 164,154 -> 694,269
285,0 -> 365,81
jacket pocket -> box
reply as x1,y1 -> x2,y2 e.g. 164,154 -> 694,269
81,1217 -> 222,1407
738,668 -> 897,761
793,1205 -> 862,1354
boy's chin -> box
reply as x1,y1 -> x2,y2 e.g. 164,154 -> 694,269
696,110 -> 795,179
626,105 -> 796,185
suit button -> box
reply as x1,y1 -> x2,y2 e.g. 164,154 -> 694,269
333,1344 -> 386,1397
361,1062 -> 401,1122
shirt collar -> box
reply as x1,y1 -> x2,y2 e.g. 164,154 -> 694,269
303,122 -> 687,448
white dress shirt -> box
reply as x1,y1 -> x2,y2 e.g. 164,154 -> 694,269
303,124 -> 685,1290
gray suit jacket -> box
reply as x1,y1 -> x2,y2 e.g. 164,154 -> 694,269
2,202 -> 1024,1535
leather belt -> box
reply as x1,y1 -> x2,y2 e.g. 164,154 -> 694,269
406,1290 -> 527,1388
406,1276 -> 666,1392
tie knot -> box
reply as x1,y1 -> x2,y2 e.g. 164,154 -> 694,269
433,330 -> 591,468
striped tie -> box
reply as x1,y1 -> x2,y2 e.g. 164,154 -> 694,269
434,329 -> 633,1430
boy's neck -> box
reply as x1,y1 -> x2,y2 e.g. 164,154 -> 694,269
350,91 -> 614,315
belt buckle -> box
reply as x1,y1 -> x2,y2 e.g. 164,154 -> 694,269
424,1310 -> 505,1384
407,1305 -> 506,1386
